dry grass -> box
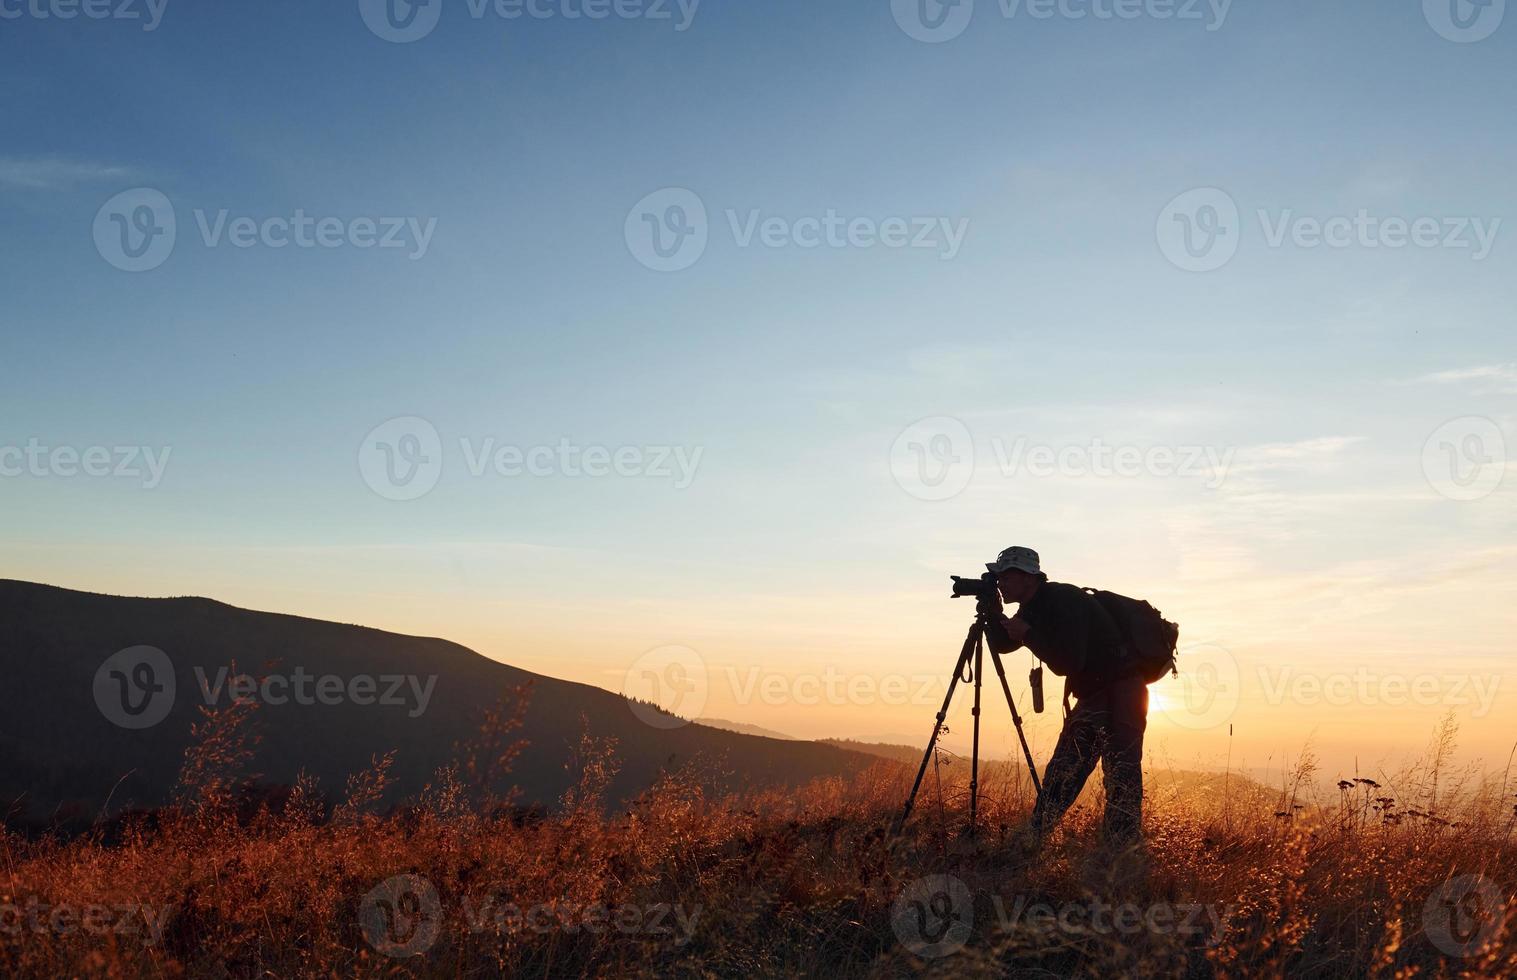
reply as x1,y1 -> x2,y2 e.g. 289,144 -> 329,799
2,708 -> 1513,978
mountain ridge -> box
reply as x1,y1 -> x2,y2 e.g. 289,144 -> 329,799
0,579 -> 885,831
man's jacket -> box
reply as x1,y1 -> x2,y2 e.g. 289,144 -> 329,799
989,581 -> 1133,698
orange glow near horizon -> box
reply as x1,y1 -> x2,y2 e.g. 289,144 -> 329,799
12,537 -> 1515,788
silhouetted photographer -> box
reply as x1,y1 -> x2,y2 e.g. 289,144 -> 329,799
979,546 -> 1178,850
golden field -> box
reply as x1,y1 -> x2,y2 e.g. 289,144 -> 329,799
2,702 -> 1512,978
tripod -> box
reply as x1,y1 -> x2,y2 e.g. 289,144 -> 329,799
892,612 -> 1043,837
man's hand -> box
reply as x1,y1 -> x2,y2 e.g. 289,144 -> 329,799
976,589 -> 1003,619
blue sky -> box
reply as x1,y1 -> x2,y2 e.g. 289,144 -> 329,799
3,0 -> 1515,772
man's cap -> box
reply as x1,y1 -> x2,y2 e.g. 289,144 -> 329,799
987,545 -> 1041,576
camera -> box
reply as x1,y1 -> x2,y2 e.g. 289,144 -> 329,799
950,572 -> 998,599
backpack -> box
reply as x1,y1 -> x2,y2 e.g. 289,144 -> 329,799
1081,588 -> 1180,684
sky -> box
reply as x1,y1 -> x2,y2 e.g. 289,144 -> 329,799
3,0 -> 1515,786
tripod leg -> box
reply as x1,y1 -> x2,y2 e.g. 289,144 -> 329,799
891,623 -> 977,836
969,627 -> 984,837
964,631 -> 989,837
988,646 -> 1044,797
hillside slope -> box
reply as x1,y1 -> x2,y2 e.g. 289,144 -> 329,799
0,580 -> 882,828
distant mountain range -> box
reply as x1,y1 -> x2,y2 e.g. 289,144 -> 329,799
694,720 -> 929,765
694,717 -> 797,740
817,739 -> 925,765
0,580 -> 890,831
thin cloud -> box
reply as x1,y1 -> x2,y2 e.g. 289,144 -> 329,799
1401,363 -> 1517,394
0,157 -> 135,190
1224,435 -> 1366,475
